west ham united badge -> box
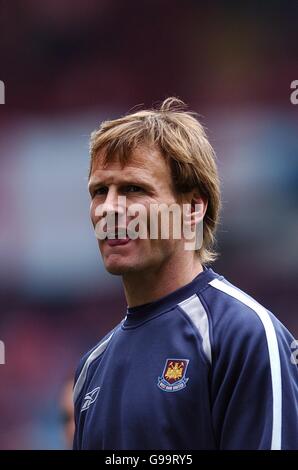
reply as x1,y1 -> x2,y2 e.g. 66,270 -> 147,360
157,358 -> 189,392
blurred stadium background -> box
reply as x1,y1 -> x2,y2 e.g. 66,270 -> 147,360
0,0 -> 297,449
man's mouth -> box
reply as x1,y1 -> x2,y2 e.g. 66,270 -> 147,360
106,237 -> 131,247
105,227 -> 131,246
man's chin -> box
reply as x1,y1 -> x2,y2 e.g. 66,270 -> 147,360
105,265 -> 127,275
104,261 -> 136,275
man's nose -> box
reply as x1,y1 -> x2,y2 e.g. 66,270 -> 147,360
96,189 -> 126,218
101,188 -> 118,217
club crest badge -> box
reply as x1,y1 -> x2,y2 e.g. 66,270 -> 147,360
157,358 -> 189,392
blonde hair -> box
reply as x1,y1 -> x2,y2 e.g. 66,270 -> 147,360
89,97 -> 221,264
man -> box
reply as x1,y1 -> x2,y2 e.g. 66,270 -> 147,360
60,378 -> 75,449
73,98 -> 298,450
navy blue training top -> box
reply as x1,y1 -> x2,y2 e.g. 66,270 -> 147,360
73,268 -> 298,450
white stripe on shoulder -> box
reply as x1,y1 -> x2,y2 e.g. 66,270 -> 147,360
209,277 -> 282,450
178,294 -> 212,365
73,332 -> 115,403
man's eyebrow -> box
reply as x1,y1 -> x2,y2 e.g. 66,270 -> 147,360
88,176 -> 154,194
88,178 -> 104,188
88,180 -> 103,195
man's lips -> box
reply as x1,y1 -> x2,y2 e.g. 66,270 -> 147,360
105,237 -> 131,247
104,227 -> 131,246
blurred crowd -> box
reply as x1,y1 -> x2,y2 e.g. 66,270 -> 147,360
1,1 -> 298,113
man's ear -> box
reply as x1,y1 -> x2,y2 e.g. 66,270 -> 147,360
190,192 -> 208,226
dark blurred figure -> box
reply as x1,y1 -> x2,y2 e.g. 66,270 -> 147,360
60,378 -> 75,449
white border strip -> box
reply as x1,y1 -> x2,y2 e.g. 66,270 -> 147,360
209,278 -> 282,450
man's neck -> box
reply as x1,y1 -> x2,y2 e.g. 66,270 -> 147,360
123,257 -> 203,308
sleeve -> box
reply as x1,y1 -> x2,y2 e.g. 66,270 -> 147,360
210,307 -> 298,450
72,324 -> 120,450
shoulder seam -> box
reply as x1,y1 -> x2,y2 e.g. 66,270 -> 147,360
178,293 -> 212,365
73,327 -> 118,404
208,277 -> 282,450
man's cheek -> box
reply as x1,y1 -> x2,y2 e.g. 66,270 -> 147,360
90,200 -> 101,225
89,207 -> 96,227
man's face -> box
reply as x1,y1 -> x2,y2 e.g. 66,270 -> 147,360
89,145 -> 187,275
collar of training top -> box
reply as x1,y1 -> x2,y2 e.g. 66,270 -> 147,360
122,267 -> 221,329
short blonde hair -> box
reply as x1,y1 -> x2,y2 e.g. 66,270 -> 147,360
89,97 -> 221,264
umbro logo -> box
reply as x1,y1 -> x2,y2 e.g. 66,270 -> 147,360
81,386 -> 100,412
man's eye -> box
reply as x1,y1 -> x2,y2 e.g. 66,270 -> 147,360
93,187 -> 107,196
125,185 -> 142,193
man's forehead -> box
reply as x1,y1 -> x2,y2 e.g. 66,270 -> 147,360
90,165 -> 146,183
90,145 -> 169,178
